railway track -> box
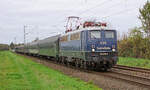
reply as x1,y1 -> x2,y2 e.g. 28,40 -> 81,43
112,65 -> 150,79
66,63 -> 150,89
102,65 -> 150,89
96,72 -> 150,90
94,71 -> 150,89
44,59 -> 150,89
40,58 -> 150,89
19,54 -> 150,89
113,65 -> 150,74
53,62 -> 150,89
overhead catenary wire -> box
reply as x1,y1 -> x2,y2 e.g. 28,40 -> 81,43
101,7 -> 139,19
79,0 -> 141,24
56,0 -> 141,23
63,0 -> 132,22
52,0 -> 123,27
52,0 -> 112,28
81,0 -> 124,17
47,0 -> 141,36
82,0 -> 136,17
77,0 -> 113,15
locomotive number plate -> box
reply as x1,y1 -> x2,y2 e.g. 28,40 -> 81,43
100,41 -> 107,45
100,53 -> 108,55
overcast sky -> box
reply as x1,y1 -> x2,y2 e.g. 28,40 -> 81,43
0,0 -> 148,44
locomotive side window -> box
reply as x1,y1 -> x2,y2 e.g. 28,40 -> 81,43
60,35 -> 68,42
90,31 -> 101,39
105,31 -> 114,38
70,32 -> 80,40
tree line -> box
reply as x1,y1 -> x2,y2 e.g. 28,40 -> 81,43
118,1 -> 150,59
0,44 -> 9,51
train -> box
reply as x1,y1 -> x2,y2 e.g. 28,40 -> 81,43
15,18 -> 118,71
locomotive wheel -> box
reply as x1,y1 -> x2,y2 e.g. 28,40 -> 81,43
80,61 -> 84,69
84,61 -> 87,70
91,62 -> 96,70
100,66 -> 108,72
75,60 -> 79,68
67,61 -> 70,67
61,57 -> 65,65
102,68 -> 108,72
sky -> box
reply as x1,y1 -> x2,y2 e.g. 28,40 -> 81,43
0,0 -> 148,44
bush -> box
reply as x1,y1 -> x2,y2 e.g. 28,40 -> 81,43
118,28 -> 150,59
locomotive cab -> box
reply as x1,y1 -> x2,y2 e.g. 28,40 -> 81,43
61,19 -> 118,71
82,29 -> 118,69
88,30 -> 117,52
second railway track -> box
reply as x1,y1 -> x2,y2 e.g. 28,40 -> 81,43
95,70 -> 150,89
113,65 -> 150,74
113,65 -> 150,78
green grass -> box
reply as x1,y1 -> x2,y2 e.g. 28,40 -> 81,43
118,57 -> 150,69
0,51 -> 101,90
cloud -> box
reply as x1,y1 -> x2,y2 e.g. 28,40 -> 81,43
0,0 -> 147,44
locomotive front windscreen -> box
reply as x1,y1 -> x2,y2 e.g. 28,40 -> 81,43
88,30 -> 117,52
105,31 -> 114,38
90,31 -> 101,39
89,30 -> 115,39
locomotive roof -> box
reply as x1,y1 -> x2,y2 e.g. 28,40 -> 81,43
61,27 -> 116,36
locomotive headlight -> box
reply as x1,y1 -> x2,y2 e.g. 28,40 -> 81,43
112,49 -> 116,52
92,48 -> 95,52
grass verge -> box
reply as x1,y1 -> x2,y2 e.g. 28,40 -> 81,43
118,57 -> 150,69
0,51 -> 100,90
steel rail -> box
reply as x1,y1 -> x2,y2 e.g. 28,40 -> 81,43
94,71 -> 150,89
113,65 -> 150,74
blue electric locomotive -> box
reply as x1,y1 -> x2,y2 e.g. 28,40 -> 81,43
59,21 -> 118,70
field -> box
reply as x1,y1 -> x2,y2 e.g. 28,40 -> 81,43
0,51 -> 100,90
118,57 -> 150,69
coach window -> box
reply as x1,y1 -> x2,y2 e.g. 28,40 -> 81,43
90,31 -> 101,39
105,31 -> 114,38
